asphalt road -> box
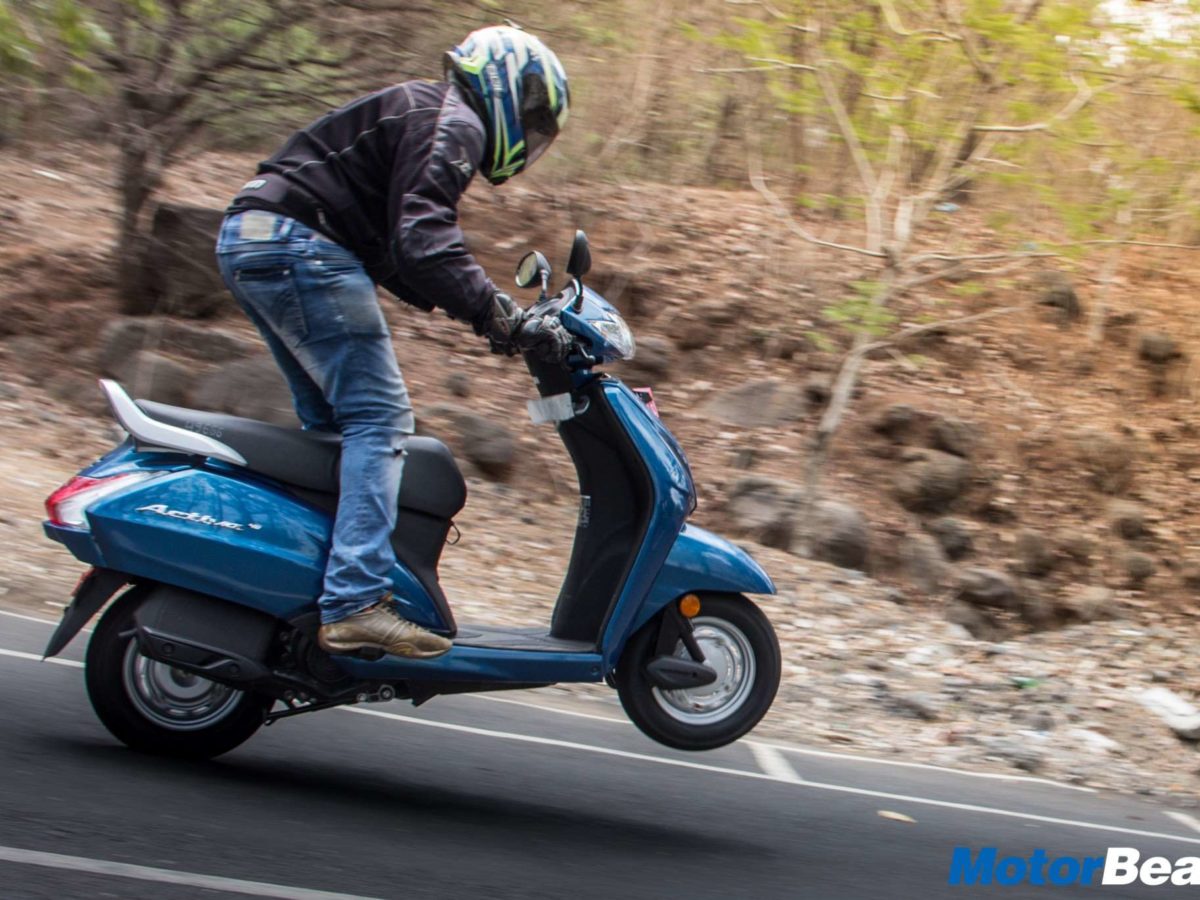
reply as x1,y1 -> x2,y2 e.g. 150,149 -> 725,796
2,609 -> 1199,899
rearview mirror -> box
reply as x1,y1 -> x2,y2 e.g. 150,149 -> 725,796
566,230 -> 591,279
515,251 -> 551,290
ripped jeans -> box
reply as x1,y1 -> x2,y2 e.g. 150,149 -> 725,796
216,211 -> 414,624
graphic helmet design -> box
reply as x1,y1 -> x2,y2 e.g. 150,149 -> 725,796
445,25 -> 570,185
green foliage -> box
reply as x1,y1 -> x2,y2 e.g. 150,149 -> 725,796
823,282 -> 898,338
805,330 -> 836,353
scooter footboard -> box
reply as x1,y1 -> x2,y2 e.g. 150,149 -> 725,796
134,585 -> 278,685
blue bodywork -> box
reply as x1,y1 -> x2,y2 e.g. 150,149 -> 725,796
45,288 -> 774,687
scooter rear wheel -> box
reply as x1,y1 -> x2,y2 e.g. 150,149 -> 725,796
615,594 -> 780,751
85,588 -> 272,759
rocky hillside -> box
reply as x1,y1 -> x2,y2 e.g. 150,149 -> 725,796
3,142 -> 1200,798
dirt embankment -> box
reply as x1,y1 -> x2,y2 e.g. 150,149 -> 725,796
2,143 -> 1200,800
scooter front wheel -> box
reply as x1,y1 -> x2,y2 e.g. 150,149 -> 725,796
85,588 -> 272,759
615,594 -> 780,751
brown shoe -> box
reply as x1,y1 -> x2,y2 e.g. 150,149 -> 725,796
318,601 -> 452,659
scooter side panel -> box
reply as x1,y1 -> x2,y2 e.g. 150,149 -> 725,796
597,383 -> 693,669
627,524 -> 777,635
84,467 -> 447,629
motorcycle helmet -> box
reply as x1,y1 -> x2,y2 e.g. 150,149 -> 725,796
445,25 -> 570,185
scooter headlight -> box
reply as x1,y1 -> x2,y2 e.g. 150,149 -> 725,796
593,314 -> 636,361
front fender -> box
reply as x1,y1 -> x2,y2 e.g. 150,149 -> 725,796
628,525 -> 776,636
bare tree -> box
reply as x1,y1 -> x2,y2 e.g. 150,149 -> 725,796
78,0 -> 434,310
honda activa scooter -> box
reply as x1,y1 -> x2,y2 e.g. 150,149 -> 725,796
42,230 -> 781,758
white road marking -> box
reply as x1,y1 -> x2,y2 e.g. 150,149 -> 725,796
471,692 -> 1092,793
1165,811 -> 1200,834
754,739 -> 1096,793
0,613 -> 1101,794
0,627 -> 1125,798
0,640 -> 1196,848
0,648 -> 83,668
749,741 -> 803,783
344,706 -> 1200,848
471,692 -> 626,724
0,609 -> 60,627
0,845 -> 383,900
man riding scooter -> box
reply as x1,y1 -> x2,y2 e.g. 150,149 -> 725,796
216,25 -> 573,660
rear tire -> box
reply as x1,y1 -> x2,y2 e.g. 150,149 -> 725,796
615,594 -> 780,751
85,589 -> 271,759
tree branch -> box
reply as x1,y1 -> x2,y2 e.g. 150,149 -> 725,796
746,150 -> 887,259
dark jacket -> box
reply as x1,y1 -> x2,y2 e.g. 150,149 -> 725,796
228,81 -> 494,326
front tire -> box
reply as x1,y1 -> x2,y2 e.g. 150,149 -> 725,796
85,589 -> 271,759
615,594 -> 780,751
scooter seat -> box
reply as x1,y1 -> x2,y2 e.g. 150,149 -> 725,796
136,400 -> 467,519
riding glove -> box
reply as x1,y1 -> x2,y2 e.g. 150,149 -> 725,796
515,315 -> 574,363
479,291 -> 525,355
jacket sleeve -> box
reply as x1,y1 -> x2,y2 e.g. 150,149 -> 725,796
388,104 -> 495,326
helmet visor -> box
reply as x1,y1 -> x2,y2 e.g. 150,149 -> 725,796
521,75 -> 561,168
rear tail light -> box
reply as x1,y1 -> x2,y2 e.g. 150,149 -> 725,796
45,472 -> 160,529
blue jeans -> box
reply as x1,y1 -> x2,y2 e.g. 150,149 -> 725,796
216,211 -> 415,624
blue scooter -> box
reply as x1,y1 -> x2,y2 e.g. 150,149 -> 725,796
42,231 -> 781,758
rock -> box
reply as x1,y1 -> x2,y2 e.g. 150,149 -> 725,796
1180,561 -> 1200,592
983,737 -> 1046,772
145,203 -> 232,318
900,532 -> 948,593
1137,687 -> 1200,741
97,319 -> 151,377
97,318 -> 255,378
161,321 -> 256,361
1053,528 -> 1094,564
871,403 -> 921,441
930,416 -> 977,458
1018,581 -> 1058,630
892,449 -> 971,513
927,517 -> 973,560
192,355 -> 298,426
674,302 -> 733,351
47,373 -> 110,416
1023,708 -> 1057,732
945,601 -> 1005,642
445,371 -> 471,398
887,691 -> 942,722
956,568 -> 1019,611
674,316 -> 711,351
1122,551 -> 1155,587
1072,428 -> 1134,494
703,379 -> 809,428
1108,499 -> 1146,540
612,335 -> 673,384
1060,584 -> 1120,623
425,403 -> 515,479
724,477 -> 797,550
1015,529 -> 1055,577
809,500 -> 870,570
803,375 -> 831,407
1035,270 -> 1080,320
120,350 -> 191,406
459,416 -> 516,478
1139,332 -> 1182,364
1066,728 -> 1122,754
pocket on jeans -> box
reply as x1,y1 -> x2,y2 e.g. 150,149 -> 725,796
296,261 -> 388,341
230,264 -> 308,346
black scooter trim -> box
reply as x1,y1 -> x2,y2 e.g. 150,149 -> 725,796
43,567 -> 127,659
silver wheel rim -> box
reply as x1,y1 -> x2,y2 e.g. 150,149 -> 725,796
122,642 -> 242,731
652,616 -> 757,726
